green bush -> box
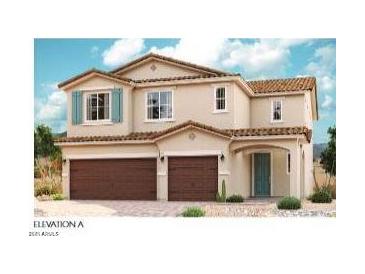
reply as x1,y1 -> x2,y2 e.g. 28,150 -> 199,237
182,207 -> 205,217
277,196 -> 301,210
310,186 -> 332,203
51,193 -> 64,200
226,194 -> 244,203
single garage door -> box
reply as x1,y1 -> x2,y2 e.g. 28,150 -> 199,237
70,158 -> 157,200
168,156 -> 218,201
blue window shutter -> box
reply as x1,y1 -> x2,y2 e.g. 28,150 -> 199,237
112,88 -> 123,123
72,91 -> 82,125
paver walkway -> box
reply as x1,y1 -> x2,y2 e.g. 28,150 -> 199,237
34,199 -> 336,217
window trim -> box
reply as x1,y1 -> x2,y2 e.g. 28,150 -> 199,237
213,86 -> 228,113
271,99 -> 283,123
286,152 -> 291,174
145,90 -> 174,122
83,90 -> 112,124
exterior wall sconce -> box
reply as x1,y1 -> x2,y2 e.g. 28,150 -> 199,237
62,158 -> 67,164
220,153 -> 225,161
159,151 -> 165,162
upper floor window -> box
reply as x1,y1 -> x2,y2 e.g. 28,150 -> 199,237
214,87 -> 226,112
271,100 -> 282,122
146,91 -> 173,121
85,92 -> 110,121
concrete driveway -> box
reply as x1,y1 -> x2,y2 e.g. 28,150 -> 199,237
34,199 -> 336,217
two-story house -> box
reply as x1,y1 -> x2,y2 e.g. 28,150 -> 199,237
56,53 -> 318,201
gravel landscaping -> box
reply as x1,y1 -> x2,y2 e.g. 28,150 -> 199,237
34,198 -> 336,217
203,200 -> 336,217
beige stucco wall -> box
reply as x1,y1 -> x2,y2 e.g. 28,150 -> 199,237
117,60 -> 202,80
304,92 -> 313,129
272,149 -> 290,196
302,142 -> 314,197
229,151 -> 251,197
250,95 -> 305,128
64,76 -> 132,137
132,82 -> 236,132
233,83 -> 250,128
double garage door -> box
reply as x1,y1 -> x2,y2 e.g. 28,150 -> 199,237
70,156 -> 217,201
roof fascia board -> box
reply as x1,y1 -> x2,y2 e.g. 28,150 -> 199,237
115,56 -> 218,76
153,125 -> 231,142
60,72 -> 134,91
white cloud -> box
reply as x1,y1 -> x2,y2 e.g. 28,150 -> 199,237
150,38 -> 312,77
319,75 -> 335,91
102,38 -> 145,66
306,44 -> 336,92
35,83 -> 67,133
321,95 -> 334,110
222,39 -> 290,74
150,38 -> 228,67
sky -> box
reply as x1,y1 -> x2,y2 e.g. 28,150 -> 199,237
34,38 -> 336,143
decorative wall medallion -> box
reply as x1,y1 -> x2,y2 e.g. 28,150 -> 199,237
150,64 -> 157,71
188,132 -> 196,140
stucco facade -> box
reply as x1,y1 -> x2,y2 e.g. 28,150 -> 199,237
57,53 -> 318,201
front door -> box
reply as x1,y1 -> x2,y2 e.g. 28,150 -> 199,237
254,153 -> 271,196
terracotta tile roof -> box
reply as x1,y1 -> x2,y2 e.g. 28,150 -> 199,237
58,68 -> 239,89
150,120 -> 232,139
110,52 -> 235,76
134,73 -> 240,83
226,126 -> 312,142
55,120 -> 311,143
247,77 -> 316,93
58,69 -> 133,88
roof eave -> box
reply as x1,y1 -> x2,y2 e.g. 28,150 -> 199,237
134,75 -> 242,88
110,53 -> 234,76
58,70 -> 134,90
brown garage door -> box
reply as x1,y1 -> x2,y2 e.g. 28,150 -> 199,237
168,156 -> 218,201
70,158 -> 157,200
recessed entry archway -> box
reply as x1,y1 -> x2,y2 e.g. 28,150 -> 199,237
232,143 -> 291,198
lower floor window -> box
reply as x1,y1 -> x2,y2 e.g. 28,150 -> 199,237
287,152 -> 291,174
86,92 -> 110,121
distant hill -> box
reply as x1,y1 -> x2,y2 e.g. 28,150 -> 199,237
53,131 -> 67,138
313,143 -> 327,160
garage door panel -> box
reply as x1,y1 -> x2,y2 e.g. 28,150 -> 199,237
168,156 -> 218,201
70,158 -> 157,200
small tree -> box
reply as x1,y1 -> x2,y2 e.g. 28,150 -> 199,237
34,124 -> 60,159
320,126 -> 336,184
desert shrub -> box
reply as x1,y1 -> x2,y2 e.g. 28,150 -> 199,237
34,177 -> 62,197
277,196 -> 301,210
182,207 -> 205,217
310,186 -> 332,203
34,164 -> 41,178
51,193 -> 64,200
216,180 -> 227,202
330,183 -> 336,199
35,157 -> 62,179
226,194 -> 244,203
